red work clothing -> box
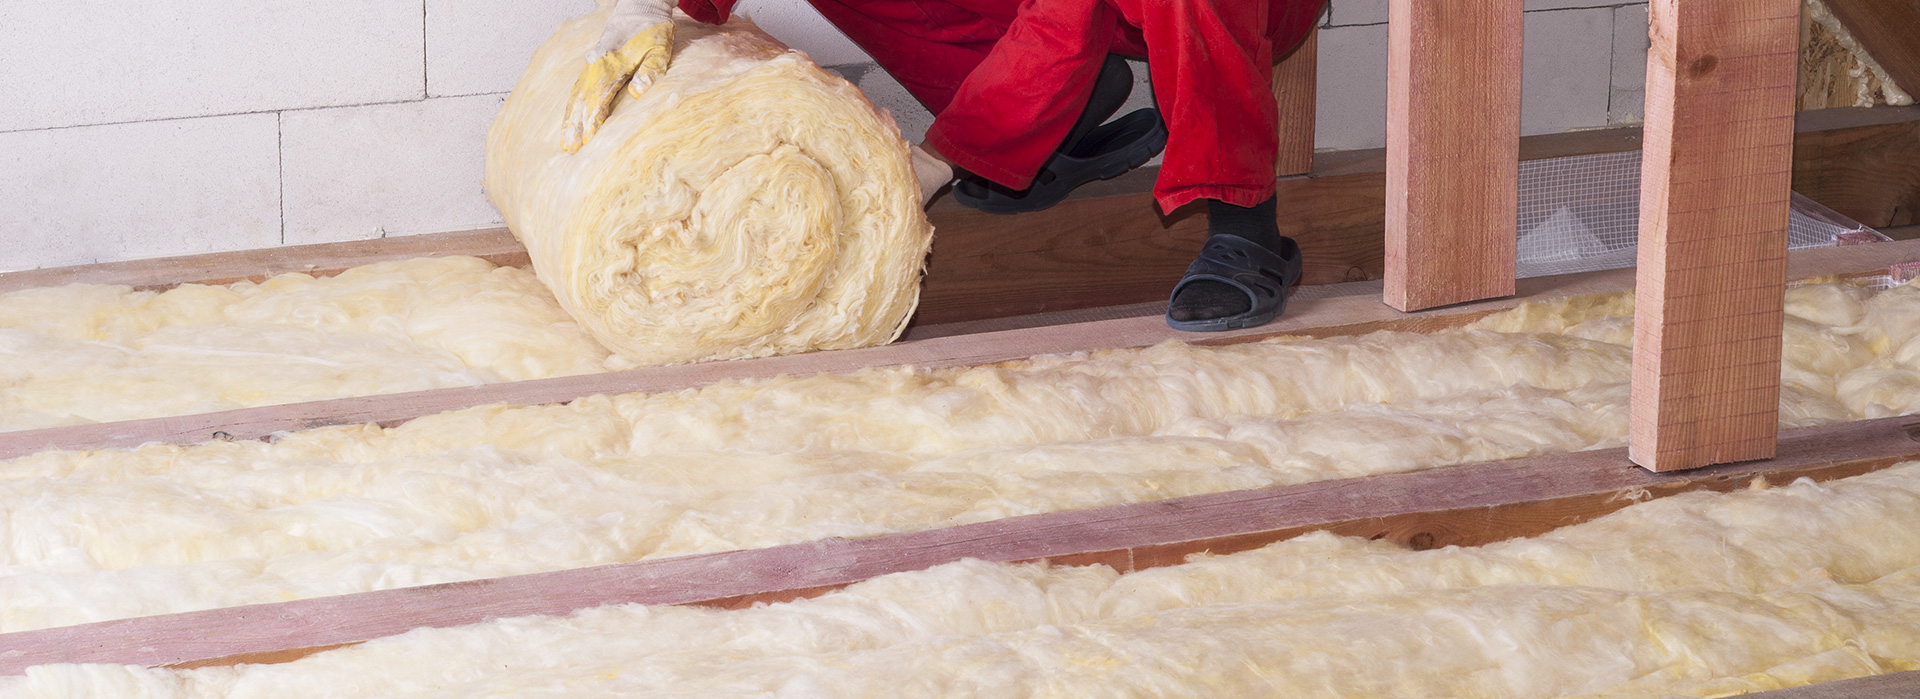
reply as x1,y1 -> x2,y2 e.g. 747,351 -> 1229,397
681,0 -> 1323,212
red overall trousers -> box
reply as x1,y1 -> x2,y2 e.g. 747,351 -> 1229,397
681,0 -> 1324,212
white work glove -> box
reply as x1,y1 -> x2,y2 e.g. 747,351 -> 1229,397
562,0 -> 679,153
909,144 -> 954,209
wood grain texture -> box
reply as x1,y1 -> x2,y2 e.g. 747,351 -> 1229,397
4,413 -> 1916,675
5,237 -> 1919,463
1274,27 -> 1318,177
0,229 -> 527,294
1746,670 -> 1920,698
1792,109 -> 1920,229
1383,0 -> 1523,311
1312,121 -> 1643,177
914,174 -> 1387,325
1819,0 -> 1920,99
1630,0 -> 1801,471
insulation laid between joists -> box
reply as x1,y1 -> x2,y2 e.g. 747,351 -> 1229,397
9,460 -> 1920,696
6,269 -> 1920,634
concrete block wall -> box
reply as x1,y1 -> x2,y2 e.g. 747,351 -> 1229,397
1317,0 -> 1653,150
1,0 -> 1651,272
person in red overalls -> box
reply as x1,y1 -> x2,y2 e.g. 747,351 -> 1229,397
563,0 -> 1324,331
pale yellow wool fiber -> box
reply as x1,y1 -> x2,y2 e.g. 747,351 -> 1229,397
3,279 -> 1918,636
484,4 -> 933,366
0,257 -> 618,432
10,463 -> 1920,697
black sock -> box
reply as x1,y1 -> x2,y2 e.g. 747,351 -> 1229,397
1168,196 -> 1287,323
1204,196 -> 1281,250
1060,55 -> 1133,155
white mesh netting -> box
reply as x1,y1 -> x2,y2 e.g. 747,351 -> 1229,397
1514,150 -> 1885,279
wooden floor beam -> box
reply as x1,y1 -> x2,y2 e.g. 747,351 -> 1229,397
1383,0 -> 1522,311
1629,0 -> 1801,471
3,412 -> 1915,674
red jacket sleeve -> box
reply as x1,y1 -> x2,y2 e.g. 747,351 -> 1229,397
678,0 -> 738,25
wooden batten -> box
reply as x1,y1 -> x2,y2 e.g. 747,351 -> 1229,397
1382,0 -> 1523,311
3,413 -> 1915,674
1629,0 -> 1801,471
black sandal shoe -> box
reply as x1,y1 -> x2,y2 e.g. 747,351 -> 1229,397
953,108 -> 1168,215
1165,234 -> 1303,332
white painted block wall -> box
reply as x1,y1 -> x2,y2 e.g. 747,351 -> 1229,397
0,0 -> 1650,272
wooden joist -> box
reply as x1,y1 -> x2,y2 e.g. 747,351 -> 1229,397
1383,0 -> 1522,311
1629,0 -> 1800,471
3,411 -> 1915,674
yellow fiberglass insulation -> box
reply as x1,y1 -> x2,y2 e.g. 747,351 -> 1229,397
4,278 -> 1920,638
484,4 -> 933,366
0,257 -> 620,433
11,463 -> 1920,698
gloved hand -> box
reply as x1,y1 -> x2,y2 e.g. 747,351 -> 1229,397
562,0 -> 679,153
909,144 -> 954,209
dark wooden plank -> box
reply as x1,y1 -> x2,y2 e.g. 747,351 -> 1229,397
916,172 -> 1387,325
1792,108 -> 1920,230
4,413 -> 1916,675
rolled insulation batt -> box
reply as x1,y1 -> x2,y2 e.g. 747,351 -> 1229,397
485,4 -> 933,366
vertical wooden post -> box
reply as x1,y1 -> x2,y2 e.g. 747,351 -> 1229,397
1383,0 -> 1523,312
1629,0 -> 1800,472
1274,27 -> 1318,177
